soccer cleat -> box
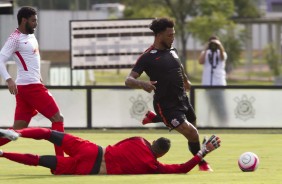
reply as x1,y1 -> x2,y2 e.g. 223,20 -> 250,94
0,150 -> 3,156
199,161 -> 213,172
0,129 -> 19,141
142,111 -> 157,125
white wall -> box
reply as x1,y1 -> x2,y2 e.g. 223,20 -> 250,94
0,87 -> 165,128
0,9 -> 111,51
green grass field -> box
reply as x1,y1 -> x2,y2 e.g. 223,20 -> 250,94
0,129 -> 281,184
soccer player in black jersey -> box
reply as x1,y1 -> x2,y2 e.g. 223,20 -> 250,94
125,17 -> 212,171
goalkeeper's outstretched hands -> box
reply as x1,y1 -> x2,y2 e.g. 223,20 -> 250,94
197,135 -> 221,158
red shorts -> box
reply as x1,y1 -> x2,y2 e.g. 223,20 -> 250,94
53,134 -> 100,175
15,84 -> 59,122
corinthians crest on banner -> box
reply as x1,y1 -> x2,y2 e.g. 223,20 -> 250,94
234,95 -> 255,121
129,94 -> 152,121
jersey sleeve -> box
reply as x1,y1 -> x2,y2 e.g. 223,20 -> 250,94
0,54 -> 11,80
0,36 -> 18,80
157,155 -> 202,174
132,55 -> 146,75
0,36 -> 18,58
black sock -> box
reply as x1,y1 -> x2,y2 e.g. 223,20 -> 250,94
188,141 -> 206,164
39,155 -> 57,170
188,141 -> 200,155
48,130 -> 65,146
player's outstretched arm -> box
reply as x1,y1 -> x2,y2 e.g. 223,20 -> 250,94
157,135 -> 221,174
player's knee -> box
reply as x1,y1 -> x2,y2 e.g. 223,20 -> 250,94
187,124 -> 198,137
179,121 -> 197,131
177,122 -> 199,140
50,112 -> 64,122
13,120 -> 29,130
58,114 -> 64,122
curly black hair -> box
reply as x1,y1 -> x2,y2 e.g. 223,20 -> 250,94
152,137 -> 171,155
149,17 -> 174,35
17,6 -> 37,25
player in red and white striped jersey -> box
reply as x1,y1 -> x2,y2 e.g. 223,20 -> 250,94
0,7 -> 64,156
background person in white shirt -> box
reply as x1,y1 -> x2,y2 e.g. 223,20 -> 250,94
198,36 -> 227,86
0,6 -> 64,156
198,36 -> 228,126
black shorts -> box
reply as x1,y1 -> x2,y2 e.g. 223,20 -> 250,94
154,97 -> 197,129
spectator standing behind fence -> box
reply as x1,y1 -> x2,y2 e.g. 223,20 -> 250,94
0,7 -> 64,156
198,36 -> 228,126
198,36 -> 227,86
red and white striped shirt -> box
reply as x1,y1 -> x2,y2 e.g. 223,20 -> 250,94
0,29 -> 41,85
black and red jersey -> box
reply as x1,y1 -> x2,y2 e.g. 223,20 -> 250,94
132,46 -> 186,109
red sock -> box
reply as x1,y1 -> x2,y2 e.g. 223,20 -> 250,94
51,122 -> 64,156
2,152 -> 39,166
0,138 -> 11,146
51,122 -> 64,132
17,128 -> 51,140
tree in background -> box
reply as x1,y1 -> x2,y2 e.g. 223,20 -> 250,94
122,0 -> 261,74
16,0 -> 121,10
123,0 -> 199,73
188,0 -> 234,41
234,0 -> 263,18
188,0 -> 235,73
188,0 -> 262,73
16,0 -> 262,74
263,44 -> 280,77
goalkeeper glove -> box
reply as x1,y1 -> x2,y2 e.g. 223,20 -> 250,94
197,135 -> 221,158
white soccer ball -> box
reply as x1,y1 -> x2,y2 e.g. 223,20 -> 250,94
238,152 -> 259,172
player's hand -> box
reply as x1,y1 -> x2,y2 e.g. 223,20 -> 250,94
210,39 -> 222,46
140,81 -> 157,93
6,78 -> 18,95
184,80 -> 191,91
197,135 -> 221,158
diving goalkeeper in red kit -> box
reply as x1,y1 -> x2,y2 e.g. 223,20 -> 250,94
0,128 -> 220,175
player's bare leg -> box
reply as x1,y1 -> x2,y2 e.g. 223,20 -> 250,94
13,120 -> 29,129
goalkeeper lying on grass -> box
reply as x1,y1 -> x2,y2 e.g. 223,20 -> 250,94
0,128 -> 221,175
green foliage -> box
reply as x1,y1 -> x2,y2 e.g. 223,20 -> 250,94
189,0 -> 234,42
121,0 -> 261,75
122,0 -> 168,18
16,0 -> 121,10
189,13 -> 232,42
198,0 -> 234,17
234,0 -> 263,18
263,44 -> 281,76
220,26 -> 245,73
